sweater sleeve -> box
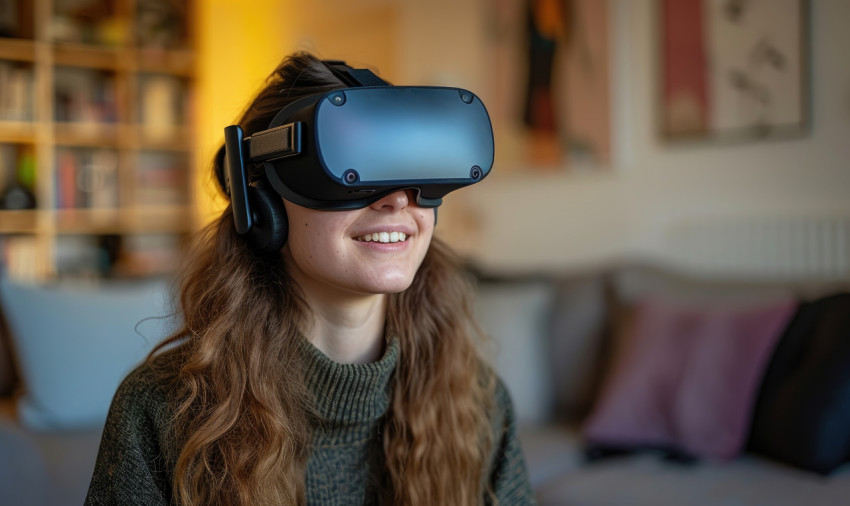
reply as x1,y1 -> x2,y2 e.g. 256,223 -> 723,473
489,378 -> 538,505
85,363 -> 173,506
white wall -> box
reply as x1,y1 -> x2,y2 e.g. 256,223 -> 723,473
400,0 -> 850,273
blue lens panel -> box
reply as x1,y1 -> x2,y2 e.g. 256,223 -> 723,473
314,87 -> 494,182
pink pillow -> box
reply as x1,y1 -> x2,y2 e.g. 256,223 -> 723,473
582,297 -> 797,460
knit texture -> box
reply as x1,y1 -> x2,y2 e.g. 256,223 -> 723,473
85,338 -> 536,505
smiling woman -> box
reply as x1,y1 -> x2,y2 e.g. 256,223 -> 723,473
84,52 -> 535,506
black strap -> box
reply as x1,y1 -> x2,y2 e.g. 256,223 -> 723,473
323,60 -> 390,87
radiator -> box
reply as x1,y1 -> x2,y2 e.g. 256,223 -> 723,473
662,216 -> 850,281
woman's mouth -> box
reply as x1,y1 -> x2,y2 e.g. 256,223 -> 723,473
354,231 -> 409,243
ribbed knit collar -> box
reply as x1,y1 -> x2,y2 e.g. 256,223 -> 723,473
299,337 -> 399,444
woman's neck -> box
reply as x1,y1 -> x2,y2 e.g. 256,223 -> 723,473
283,247 -> 389,364
303,292 -> 388,364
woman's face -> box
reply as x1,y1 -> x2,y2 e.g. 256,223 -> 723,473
282,190 -> 435,298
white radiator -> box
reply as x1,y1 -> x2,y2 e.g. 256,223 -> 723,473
662,216 -> 850,281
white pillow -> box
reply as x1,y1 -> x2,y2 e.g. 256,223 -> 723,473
475,279 -> 556,425
0,277 -> 178,431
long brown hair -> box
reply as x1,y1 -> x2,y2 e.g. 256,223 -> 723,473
152,52 -> 495,505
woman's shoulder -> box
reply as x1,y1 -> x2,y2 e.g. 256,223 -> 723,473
490,373 -> 517,428
474,361 -> 518,437
111,349 -> 181,420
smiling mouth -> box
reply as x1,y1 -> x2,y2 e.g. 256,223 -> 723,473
354,232 -> 409,243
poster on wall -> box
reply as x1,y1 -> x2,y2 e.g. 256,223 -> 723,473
488,0 -> 611,172
660,0 -> 809,141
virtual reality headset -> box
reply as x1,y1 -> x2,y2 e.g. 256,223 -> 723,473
224,61 -> 495,226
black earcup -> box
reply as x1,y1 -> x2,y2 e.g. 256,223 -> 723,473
246,183 -> 287,251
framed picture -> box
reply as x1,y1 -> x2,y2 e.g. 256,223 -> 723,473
487,0 -> 612,171
660,0 -> 809,141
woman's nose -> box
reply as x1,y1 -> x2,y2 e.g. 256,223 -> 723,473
370,190 -> 411,212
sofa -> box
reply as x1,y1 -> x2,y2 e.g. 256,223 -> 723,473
0,276 -> 176,506
1,265 -> 850,505
473,264 -> 850,505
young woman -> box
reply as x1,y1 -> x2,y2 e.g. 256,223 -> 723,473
85,52 -> 534,506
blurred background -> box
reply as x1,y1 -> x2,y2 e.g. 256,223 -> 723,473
1,0 -> 847,279
1,1 -> 850,505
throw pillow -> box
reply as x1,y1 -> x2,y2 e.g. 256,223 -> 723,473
748,293 -> 850,474
475,278 -> 557,425
582,297 -> 796,460
0,277 -> 178,431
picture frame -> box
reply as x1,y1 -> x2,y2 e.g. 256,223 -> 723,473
659,0 -> 809,141
487,0 -> 613,171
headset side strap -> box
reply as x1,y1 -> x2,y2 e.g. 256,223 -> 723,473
247,123 -> 302,162
323,60 -> 390,87
224,125 -> 253,234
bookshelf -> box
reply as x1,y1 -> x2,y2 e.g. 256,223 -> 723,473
0,0 -> 197,281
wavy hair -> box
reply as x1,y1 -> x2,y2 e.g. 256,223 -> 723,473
151,52 -> 495,505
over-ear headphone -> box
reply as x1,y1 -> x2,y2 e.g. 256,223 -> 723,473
224,125 -> 288,252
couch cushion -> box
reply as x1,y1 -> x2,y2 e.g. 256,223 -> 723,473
582,296 -> 796,460
518,424 -> 585,490
475,278 -> 557,424
749,293 -> 850,474
547,275 -> 610,422
0,277 -> 177,430
0,418 -> 50,505
535,450 -> 850,506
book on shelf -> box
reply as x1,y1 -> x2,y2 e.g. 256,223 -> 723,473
0,143 -> 15,195
0,143 -> 36,210
1,235 -> 45,281
116,233 -> 182,277
55,147 -> 118,209
54,67 -> 118,123
53,233 -> 183,279
0,0 -> 19,38
140,74 -> 186,139
50,1 -> 126,46
135,0 -> 188,49
136,151 -> 188,206
0,60 -> 34,122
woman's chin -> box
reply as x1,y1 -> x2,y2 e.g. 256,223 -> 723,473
356,274 -> 416,295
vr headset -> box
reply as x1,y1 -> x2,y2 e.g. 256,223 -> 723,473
224,60 -> 494,250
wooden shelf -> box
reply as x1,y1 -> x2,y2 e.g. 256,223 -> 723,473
55,206 -> 195,234
54,122 -> 123,147
52,123 -> 193,151
0,1 -> 197,281
51,43 -> 196,76
0,207 -> 194,236
53,43 -> 127,70
0,38 -> 37,62
0,121 -> 37,144
137,127 -> 193,151
0,210 -> 41,233
136,48 -> 195,76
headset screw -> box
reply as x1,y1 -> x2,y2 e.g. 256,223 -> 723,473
470,166 -> 482,180
343,169 -> 358,184
330,92 -> 346,106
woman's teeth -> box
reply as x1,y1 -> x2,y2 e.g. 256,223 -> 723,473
356,232 -> 408,243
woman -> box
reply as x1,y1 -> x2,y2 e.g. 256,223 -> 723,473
85,52 -> 534,505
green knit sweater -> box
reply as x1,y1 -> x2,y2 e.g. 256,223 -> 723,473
85,338 -> 536,505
